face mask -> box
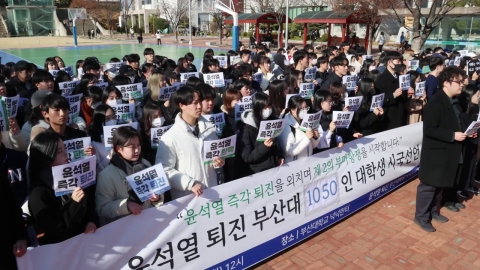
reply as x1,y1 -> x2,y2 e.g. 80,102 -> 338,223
108,71 -> 117,79
369,66 -> 376,71
393,64 -> 403,73
77,68 -> 84,77
129,76 -> 136,84
311,59 -> 317,66
105,119 -> 117,126
106,99 -> 121,106
262,108 -> 272,119
152,117 -> 165,127
298,109 -> 307,120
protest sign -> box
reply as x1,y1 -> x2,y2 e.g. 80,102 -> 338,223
332,111 -> 354,128
64,137 -> 91,162
49,70 -> 59,77
214,56 -> 228,67
65,93 -> 82,105
19,98 -> 29,107
104,62 -> 124,72
299,83 -> 315,99
0,95 -> 19,117
225,79 -> 233,89
230,55 -> 240,64
234,102 -> 252,122
110,103 -> 135,123
204,73 -> 225,88
151,124 -> 173,149
370,93 -> 384,111
468,60 -> 478,74
203,135 -> 237,164
18,123 -> 423,270
95,82 -> 109,91
415,81 -> 425,97
159,85 -> 178,101
409,60 -> 419,70
103,122 -> 139,149
454,56 -> 461,66
180,72 -> 199,82
202,113 -> 226,136
256,119 -> 286,141
116,83 -> 144,101
125,163 -> 171,202
59,80 -> 80,96
362,54 -> 373,65
304,67 -> 317,82
67,101 -> 81,124
52,155 -> 96,197
345,96 -> 363,111
62,66 -> 75,77
0,103 -> 7,131
253,73 -> 263,85
399,74 -> 410,91
299,111 -> 322,131
342,75 -> 357,91
465,121 -> 480,136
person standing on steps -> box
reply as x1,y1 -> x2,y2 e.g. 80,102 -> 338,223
156,30 -> 162,46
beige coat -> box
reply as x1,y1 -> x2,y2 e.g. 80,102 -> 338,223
405,97 -> 427,124
95,159 -> 163,226
1,130 -> 27,152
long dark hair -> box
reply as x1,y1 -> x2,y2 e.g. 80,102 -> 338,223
29,130 -> 61,191
359,59 -> 375,78
286,70 -> 301,93
356,78 -> 375,111
459,84 -> 479,119
285,95 -> 305,122
73,73 -> 97,95
29,106 -> 45,126
269,80 -> 287,117
312,90 -> 332,112
252,92 -> 273,127
408,71 -> 423,88
88,104 -> 113,143
143,101 -> 163,136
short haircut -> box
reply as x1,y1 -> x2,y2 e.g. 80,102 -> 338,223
438,66 -> 466,89
184,52 -> 195,62
142,63 -> 154,74
429,56 -> 445,70
173,86 -> 202,107
15,60 -> 30,72
143,48 -> 155,56
197,83 -> 216,100
112,126 -> 142,154
127,54 -> 141,63
32,69 -> 54,85
331,56 -> 347,67
239,50 -> 251,58
185,76 -> 202,87
329,82 -> 346,104
234,64 -> 253,79
83,60 -> 100,72
41,93 -> 70,112
385,51 -> 403,63
223,89 -> 241,113
293,50 -> 308,65
316,56 -> 329,67
433,47 -> 443,53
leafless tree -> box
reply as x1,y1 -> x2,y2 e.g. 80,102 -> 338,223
120,0 -> 136,38
160,0 -> 190,41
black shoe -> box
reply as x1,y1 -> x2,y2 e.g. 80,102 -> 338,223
474,179 -> 480,184
468,186 -> 479,195
457,190 -> 469,198
444,202 -> 460,212
414,218 -> 436,232
432,212 -> 449,223
455,202 -> 466,209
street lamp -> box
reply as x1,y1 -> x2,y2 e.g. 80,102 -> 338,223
189,0 -> 192,45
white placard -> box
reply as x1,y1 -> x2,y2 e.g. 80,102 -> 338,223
409,60 -> 419,70
454,56 -> 461,66
180,72 -> 199,82
52,155 -> 96,197
370,93 -> 385,111
49,70 -> 59,77
103,122 -> 139,149
253,73 -> 263,84
204,72 -> 225,88
0,103 -> 7,131
230,55 -> 240,64
345,96 -> 363,111
362,55 -> 373,65
342,75 -> 357,91
202,113 -> 226,136
67,101 -> 81,124
150,124 -> 173,149
332,111 -> 354,128
0,95 -> 19,117
110,103 -> 135,123
399,74 -> 410,91
256,119 -> 286,141
299,83 -> 315,99
65,93 -> 83,105
125,163 -> 171,202
415,81 -> 425,97
465,121 -> 480,136
159,85 -> 178,101
115,83 -> 144,101
104,62 -> 124,72
225,79 -> 233,89
304,67 -> 317,82
59,80 -> 80,96
203,135 -> 237,164
64,137 -> 91,162
214,56 -> 228,67
299,111 -> 322,131
61,65 -> 75,77
95,82 -> 109,91
234,102 -> 252,122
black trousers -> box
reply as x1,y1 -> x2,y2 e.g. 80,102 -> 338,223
379,44 -> 383,52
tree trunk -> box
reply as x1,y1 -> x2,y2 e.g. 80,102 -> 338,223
410,13 -> 423,53
175,25 -> 178,41
367,27 -> 373,55
412,31 -> 430,53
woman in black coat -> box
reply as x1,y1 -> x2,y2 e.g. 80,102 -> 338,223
237,93 -> 284,177
351,78 -> 384,136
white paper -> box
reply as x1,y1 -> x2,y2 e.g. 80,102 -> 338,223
125,163 -> 171,202
253,73 -> 263,84
65,93 -> 83,105
399,74 -> 410,91
180,72 -> 199,82
299,111 -> 322,131
1,95 -> 19,117
52,155 -> 96,197
332,111 -> 354,128
370,93 -> 385,111
204,72 -> 225,88
64,137 -> 91,162
342,75 -> 357,91
150,124 -> 173,149
110,103 -> 135,123
234,102 -> 252,122
304,67 -> 317,82
415,81 -> 425,97
203,135 -> 237,164
59,80 -> 80,96
201,113 -> 226,136
214,56 -> 228,67
115,83 -> 144,101
299,83 -> 315,99
465,121 -> 480,136
345,96 -> 363,111
256,119 -> 286,141
67,101 -> 81,124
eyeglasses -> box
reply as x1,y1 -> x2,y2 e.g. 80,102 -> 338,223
322,100 -> 333,105
122,144 -> 141,150
451,80 -> 465,85
105,114 -> 117,121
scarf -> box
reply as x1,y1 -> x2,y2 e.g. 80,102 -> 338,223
110,154 -> 149,205
81,99 -> 93,125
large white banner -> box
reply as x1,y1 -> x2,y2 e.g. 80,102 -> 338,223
18,123 -> 423,270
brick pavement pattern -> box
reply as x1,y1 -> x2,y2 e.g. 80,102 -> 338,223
255,178 -> 480,270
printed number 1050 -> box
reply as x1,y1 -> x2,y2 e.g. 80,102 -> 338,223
304,177 -> 338,215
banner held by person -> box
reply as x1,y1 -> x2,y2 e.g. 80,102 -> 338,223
342,75 -> 357,91
103,122 -> 139,149
415,81 -> 425,97
409,60 -> 419,71
110,103 -> 135,124
180,72 -> 199,83
0,104 -> 7,131
52,155 -> 96,197
17,123 -> 422,270
159,85 -> 178,101
125,163 -> 171,202
151,125 -> 173,149
370,93 -> 384,111
399,74 -> 410,91
256,119 -> 286,141
62,66 -> 75,77
0,95 -> 19,117
299,111 -> 322,131
332,111 -> 354,128
299,83 -> 315,99
345,96 -> 363,111
116,83 -> 144,101
64,137 -> 91,162
203,135 -> 237,164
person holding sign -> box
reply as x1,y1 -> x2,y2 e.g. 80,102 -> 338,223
425,56 -> 444,99
102,86 -> 123,106
415,67 -> 474,232
140,102 -> 168,165
286,70 -> 303,93
28,131 -> 98,244
44,57 -> 59,72
405,71 -> 427,124
89,104 -> 118,172
96,126 -> 163,226
156,86 -> 225,199
258,56 -> 274,91
0,84 -> 27,152
238,92 -> 284,176
351,78 -> 384,136
278,96 -> 323,163
232,78 -> 253,98
80,86 -> 103,126
320,56 -> 347,91
312,90 -> 342,152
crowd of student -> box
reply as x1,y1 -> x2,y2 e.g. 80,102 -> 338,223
2,41 -> 480,269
